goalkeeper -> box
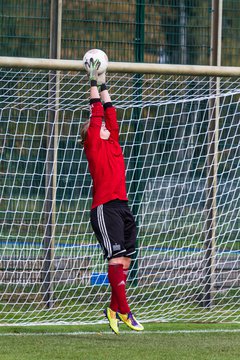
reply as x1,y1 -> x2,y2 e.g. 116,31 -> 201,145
80,58 -> 144,335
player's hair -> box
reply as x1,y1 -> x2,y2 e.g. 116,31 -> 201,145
79,120 -> 90,146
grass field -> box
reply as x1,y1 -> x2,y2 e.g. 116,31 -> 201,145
0,323 -> 240,360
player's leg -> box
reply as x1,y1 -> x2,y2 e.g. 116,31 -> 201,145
108,257 -> 131,313
108,256 -> 130,309
108,255 -> 143,331
104,256 -> 130,335
90,203 -> 127,334
106,256 -> 130,327
117,206 -> 144,331
103,208 -> 131,321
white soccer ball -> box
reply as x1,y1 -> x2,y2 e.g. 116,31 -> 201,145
83,49 -> 108,74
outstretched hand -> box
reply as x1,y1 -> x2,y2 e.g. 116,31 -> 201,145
85,58 -> 101,82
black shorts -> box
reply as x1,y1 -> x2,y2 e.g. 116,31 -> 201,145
90,199 -> 137,260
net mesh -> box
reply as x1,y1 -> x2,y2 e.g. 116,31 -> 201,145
0,67 -> 239,325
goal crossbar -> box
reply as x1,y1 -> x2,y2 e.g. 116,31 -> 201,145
1,56 -> 240,76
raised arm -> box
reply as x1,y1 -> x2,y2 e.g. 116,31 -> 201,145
84,59 -> 104,147
98,75 -> 119,142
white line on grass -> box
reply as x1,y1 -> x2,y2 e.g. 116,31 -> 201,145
0,329 -> 240,336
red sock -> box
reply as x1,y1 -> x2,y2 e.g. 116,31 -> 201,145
108,264 -> 130,314
110,290 -> 118,312
110,268 -> 129,312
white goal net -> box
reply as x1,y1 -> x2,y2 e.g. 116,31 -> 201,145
0,59 -> 239,325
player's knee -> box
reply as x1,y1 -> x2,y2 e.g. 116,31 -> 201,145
108,256 -> 125,266
108,256 -> 131,269
123,257 -> 131,269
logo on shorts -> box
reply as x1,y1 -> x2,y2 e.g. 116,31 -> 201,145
113,243 -> 121,251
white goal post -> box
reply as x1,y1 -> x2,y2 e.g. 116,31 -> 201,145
0,57 -> 239,325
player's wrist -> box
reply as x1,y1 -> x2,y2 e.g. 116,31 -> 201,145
90,79 -> 98,87
100,83 -> 107,92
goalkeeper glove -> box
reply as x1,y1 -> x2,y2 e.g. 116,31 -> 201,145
85,58 -> 101,85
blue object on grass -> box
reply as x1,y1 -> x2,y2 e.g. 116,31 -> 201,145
90,272 -> 109,285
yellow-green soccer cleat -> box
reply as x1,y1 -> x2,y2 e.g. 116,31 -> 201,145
117,311 -> 144,331
104,307 -> 120,335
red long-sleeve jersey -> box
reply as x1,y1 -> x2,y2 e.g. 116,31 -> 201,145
84,101 -> 128,209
